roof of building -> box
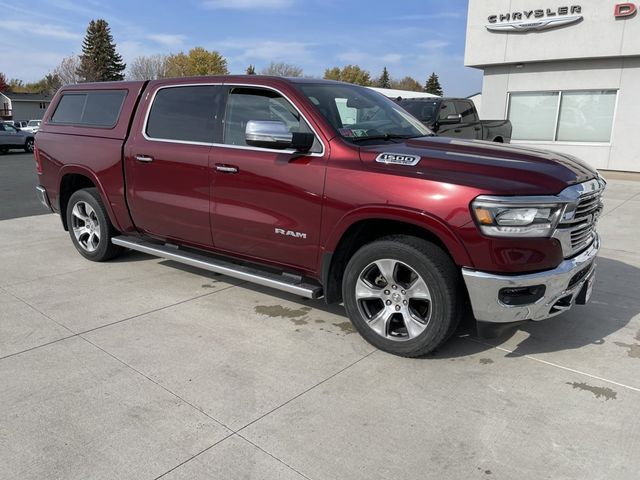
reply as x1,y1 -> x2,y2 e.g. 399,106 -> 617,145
1,92 -> 53,102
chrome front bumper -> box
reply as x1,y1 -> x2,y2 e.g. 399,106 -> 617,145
36,185 -> 52,211
462,235 -> 600,324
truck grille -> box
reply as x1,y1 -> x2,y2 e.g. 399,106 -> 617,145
556,183 -> 604,258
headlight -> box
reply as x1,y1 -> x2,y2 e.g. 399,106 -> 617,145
472,196 -> 566,238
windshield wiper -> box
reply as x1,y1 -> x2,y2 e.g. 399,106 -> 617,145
349,134 -> 425,143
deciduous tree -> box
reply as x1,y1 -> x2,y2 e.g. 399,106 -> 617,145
165,47 -> 229,77
77,19 -> 126,82
260,62 -> 303,77
0,72 -> 9,92
246,64 -> 256,75
54,56 -> 81,85
128,54 -> 169,80
323,65 -> 372,86
391,76 -> 423,92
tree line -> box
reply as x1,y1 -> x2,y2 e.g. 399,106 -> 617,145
0,19 -> 443,96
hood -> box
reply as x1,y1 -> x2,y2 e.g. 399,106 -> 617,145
358,136 -> 598,196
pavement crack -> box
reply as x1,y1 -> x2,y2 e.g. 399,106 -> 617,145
236,349 -> 377,434
78,333 -> 235,432
152,433 -> 235,480
236,433 -> 315,480
463,335 -> 640,394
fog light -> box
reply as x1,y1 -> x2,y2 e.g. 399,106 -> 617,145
498,285 -> 546,306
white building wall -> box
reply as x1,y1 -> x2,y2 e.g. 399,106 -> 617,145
480,57 -> 640,171
467,0 -> 640,172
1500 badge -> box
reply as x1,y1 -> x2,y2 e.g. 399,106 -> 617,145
376,153 -> 421,166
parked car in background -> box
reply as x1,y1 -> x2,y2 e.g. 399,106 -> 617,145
0,123 -> 35,153
397,97 -> 512,143
20,119 -> 42,134
4,120 -> 29,129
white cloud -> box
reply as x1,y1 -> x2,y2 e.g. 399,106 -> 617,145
393,12 -> 463,21
336,50 -> 403,65
418,40 -> 450,51
219,38 -> 314,63
4,20 -> 79,40
203,0 -> 293,9
147,34 -> 186,48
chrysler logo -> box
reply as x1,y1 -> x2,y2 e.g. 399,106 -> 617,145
487,5 -> 583,32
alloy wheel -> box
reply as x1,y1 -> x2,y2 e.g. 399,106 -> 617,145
71,201 -> 101,252
355,259 -> 432,341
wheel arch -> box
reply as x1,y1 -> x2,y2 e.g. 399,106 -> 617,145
320,208 -> 472,304
57,166 -> 120,232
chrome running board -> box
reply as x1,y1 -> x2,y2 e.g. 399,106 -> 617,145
112,236 -> 323,299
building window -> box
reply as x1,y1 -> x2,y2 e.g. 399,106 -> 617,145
508,90 -> 617,143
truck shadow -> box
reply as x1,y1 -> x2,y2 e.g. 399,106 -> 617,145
156,255 -> 639,359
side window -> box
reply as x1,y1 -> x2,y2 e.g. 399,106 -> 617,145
454,101 -> 476,123
223,87 -> 320,152
146,85 -> 222,143
51,91 -> 126,127
438,101 -> 458,121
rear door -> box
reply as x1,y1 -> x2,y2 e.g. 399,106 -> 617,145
209,85 -> 326,271
124,83 -> 225,247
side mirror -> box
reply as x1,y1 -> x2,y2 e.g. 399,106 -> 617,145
440,114 -> 462,125
245,120 -> 315,152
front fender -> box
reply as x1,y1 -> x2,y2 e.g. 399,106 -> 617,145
322,205 -> 474,268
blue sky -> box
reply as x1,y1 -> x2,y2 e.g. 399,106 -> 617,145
0,0 -> 482,96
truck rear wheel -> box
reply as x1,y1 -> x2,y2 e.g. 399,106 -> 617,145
342,235 -> 462,357
66,188 -> 122,262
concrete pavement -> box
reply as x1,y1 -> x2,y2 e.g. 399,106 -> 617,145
0,178 -> 639,479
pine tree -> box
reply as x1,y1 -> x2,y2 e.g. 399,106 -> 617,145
424,72 -> 443,96
246,64 -> 256,75
77,19 -> 126,82
377,67 -> 391,88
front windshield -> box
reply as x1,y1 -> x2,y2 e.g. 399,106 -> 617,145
399,100 -> 440,124
27,120 -> 40,127
297,83 -> 432,143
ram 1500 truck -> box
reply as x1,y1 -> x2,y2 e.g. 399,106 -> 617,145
34,76 -> 603,357
397,97 -> 512,143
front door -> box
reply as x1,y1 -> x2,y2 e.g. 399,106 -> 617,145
124,84 -> 224,247
210,86 -> 326,271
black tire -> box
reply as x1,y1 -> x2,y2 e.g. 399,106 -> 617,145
66,188 -> 122,262
24,138 -> 34,153
342,235 -> 463,357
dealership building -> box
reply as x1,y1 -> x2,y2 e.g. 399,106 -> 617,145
465,0 -> 640,172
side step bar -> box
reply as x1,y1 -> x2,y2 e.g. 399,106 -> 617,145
112,236 -> 323,299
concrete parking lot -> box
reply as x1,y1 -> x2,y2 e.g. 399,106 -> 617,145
1,166 -> 639,479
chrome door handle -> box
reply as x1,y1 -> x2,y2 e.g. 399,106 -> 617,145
215,164 -> 239,174
135,155 -> 154,163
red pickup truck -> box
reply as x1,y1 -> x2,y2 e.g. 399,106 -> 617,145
34,76 -> 604,357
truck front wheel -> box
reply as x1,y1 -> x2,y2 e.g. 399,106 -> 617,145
66,188 -> 122,262
342,235 -> 462,357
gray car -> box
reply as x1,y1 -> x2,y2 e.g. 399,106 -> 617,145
0,123 -> 35,154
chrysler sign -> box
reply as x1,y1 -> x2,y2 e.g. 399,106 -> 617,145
487,5 -> 583,32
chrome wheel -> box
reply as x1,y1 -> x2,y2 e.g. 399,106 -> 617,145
25,139 -> 34,153
355,259 -> 432,341
71,201 -> 101,252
